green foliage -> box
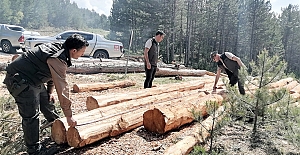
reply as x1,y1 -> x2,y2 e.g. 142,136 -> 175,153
0,0 -> 109,31
191,100 -> 228,153
190,145 -> 207,155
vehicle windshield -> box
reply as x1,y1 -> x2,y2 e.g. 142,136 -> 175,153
8,26 -> 25,32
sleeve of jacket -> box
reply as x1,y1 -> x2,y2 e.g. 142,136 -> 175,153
47,58 -> 72,117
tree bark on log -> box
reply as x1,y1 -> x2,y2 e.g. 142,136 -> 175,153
155,68 -> 208,77
73,80 -> 136,93
52,84 -> 206,145
86,80 -> 212,110
143,93 -> 224,134
163,106 -> 225,155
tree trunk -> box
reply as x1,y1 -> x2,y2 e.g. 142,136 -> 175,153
143,93 -> 224,134
155,68 -> 208,77
163,106 -> 225,155
73,80 -> 136,93
67,59 -> 145,74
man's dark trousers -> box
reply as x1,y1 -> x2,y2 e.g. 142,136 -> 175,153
4,74 -> 59,153
144,66 -> 157,88
227,71 -> 245,95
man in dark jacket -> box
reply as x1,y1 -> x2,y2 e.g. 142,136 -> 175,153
144,30 -> 165,88
3,34 -> 89,155
211,51 -> 246,95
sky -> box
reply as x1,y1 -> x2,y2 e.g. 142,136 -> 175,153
70,0 -> 300,16
70,0 -> 113,16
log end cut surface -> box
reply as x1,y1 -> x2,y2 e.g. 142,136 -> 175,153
51,119 -> 67,144
73,84 -> 80,93
67,127 -> 82,148
86,96 -> 100,111
143,108 -> 166,134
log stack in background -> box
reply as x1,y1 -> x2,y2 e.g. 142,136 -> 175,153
72,80 -> 136,93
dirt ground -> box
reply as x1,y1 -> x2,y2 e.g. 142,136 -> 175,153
0,51 -> 299,155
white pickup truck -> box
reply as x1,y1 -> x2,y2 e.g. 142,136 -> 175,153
24,30 -> 125,58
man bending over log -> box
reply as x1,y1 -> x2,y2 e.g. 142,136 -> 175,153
3,34 -> 89,155
210,51 -> 246,95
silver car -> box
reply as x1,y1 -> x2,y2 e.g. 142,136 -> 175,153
0,24 -> 25,53
0,24 -> 40,53
24,30 -> 125,58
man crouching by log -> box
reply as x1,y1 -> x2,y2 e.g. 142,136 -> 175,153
210,51 -> 246,95
3,34 -> 89,155
144,30 -> 165,88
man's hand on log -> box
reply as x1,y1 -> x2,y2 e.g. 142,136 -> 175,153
67,116 -> 77,127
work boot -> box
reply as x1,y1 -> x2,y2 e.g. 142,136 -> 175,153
28,144 -> 58,155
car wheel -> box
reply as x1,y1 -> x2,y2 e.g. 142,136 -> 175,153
93,50 -> 109,59
1,40 -> 16,53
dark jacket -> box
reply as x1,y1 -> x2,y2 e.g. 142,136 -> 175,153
6,42 -> 71,86
217,52 -> 240,77
147,38 -> 158,67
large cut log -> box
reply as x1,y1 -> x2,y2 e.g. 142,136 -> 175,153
143,93 -> 224,134
291,93 -> 300,100
290,84 -> 300,94
246,79 -> 297,95
67,58 -> 145,74
66,106 -> 146,148
72,80 -> 136,93
269,77 -> 294,88
86,79 -> 214,110
155,68 -> 208,77
65,89 -> 210,148
52,86 -> 206,144
282,81 -> 298,90
164,106 -> 225,155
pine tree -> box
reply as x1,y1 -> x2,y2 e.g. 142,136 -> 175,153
226,49 -> 287,134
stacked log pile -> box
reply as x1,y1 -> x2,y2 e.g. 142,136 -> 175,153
86,78 -> 216,110
51,75 -> 299,153
52,79 -> 217,147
